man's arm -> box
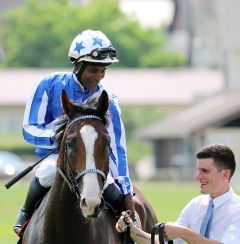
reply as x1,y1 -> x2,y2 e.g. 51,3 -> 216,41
130,225 -> 154,244
116,219 -> 223,244
164,222 -> 223,244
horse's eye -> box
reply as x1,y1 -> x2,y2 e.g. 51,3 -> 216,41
105,139 -> 111,156
66,139 -> 74,149
106,140 -> 110,147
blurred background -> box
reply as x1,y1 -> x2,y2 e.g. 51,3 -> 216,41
0,0 -> 240,242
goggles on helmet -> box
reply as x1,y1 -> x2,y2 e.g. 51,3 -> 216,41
77,47 -> 117,62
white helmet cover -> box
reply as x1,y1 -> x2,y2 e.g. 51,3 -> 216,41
68,29 -> 119,64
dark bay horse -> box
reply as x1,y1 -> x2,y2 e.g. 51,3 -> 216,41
22,90 -> 157,244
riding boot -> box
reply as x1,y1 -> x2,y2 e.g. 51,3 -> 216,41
13,177 -> 49,235
103,182 -> 124,213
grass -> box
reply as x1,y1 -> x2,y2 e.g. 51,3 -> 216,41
0,180 -> 201,244
0,180 -> 28,244
2,180 -> 239,244
134,181 -> 199,222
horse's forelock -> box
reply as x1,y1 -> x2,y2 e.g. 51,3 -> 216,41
74,105 -> 109,126
74,94 -> 109,126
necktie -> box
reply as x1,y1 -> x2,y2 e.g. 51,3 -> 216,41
200,199 -> 214,238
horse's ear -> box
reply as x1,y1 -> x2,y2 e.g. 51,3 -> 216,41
61,90 -> 75,118
97,90 -> 109,115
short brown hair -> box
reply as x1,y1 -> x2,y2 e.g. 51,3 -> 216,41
196,144 -> 236,179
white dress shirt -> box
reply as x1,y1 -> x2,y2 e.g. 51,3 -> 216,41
173,188 -> 240,244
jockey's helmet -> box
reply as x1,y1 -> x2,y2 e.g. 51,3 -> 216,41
68,30 -> 119,65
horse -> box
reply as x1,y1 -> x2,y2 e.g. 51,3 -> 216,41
21,90 -> 157,244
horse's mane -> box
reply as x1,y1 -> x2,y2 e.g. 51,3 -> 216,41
54,93 -> 109,145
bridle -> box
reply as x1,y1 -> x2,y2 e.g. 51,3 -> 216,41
57,114 -> 109,200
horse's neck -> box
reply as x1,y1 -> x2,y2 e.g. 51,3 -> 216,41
47,175 -> 76,207
45,174 -> 87,223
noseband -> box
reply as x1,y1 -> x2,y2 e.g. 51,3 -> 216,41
57,115 -> 108,199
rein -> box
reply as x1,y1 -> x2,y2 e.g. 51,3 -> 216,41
151,223 -> 173,244
56,114 -> 108,199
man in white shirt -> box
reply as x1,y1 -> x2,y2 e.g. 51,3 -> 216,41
116,144 -> 240,244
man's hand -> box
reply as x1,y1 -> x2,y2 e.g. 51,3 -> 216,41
115,211 -> 134,233
164,222 -> 188,241
116,211 -> 152,244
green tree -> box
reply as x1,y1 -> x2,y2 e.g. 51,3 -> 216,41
0,0 -> 186,67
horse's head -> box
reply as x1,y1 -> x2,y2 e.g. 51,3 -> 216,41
58,90 -> 111,218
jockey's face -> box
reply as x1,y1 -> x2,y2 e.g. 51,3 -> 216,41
78,64 -> 107,91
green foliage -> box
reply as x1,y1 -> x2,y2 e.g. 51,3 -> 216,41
0,0 -> 186,68
1,0 -> 72,67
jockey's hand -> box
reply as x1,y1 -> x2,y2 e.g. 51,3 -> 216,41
122,194 -> 135,220
115,211 -> 134,233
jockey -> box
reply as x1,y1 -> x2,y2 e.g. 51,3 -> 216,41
14,29 -> 135,235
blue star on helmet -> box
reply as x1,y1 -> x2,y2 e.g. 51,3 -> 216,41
92,36 -> 104,47
74,41 -> 85,53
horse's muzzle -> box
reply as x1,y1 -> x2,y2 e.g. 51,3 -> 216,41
87,198 -> 105,218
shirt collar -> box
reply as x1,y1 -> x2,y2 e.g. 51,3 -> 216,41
72,72 -> 85,91
211,187 -> 233,209
72,72 -> 101,93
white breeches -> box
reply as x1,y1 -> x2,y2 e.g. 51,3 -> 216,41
35,154 -> 58,188
35,154 -> 114,189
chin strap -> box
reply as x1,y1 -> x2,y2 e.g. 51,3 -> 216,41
73,61 -> 86,81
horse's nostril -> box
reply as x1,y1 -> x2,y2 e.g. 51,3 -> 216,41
80,198 -> 87,208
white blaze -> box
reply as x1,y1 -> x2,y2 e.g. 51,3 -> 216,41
80,125 -> 101,216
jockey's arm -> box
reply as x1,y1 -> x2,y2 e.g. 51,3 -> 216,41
22,77 -> 61,156
108,95 -> 133,196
